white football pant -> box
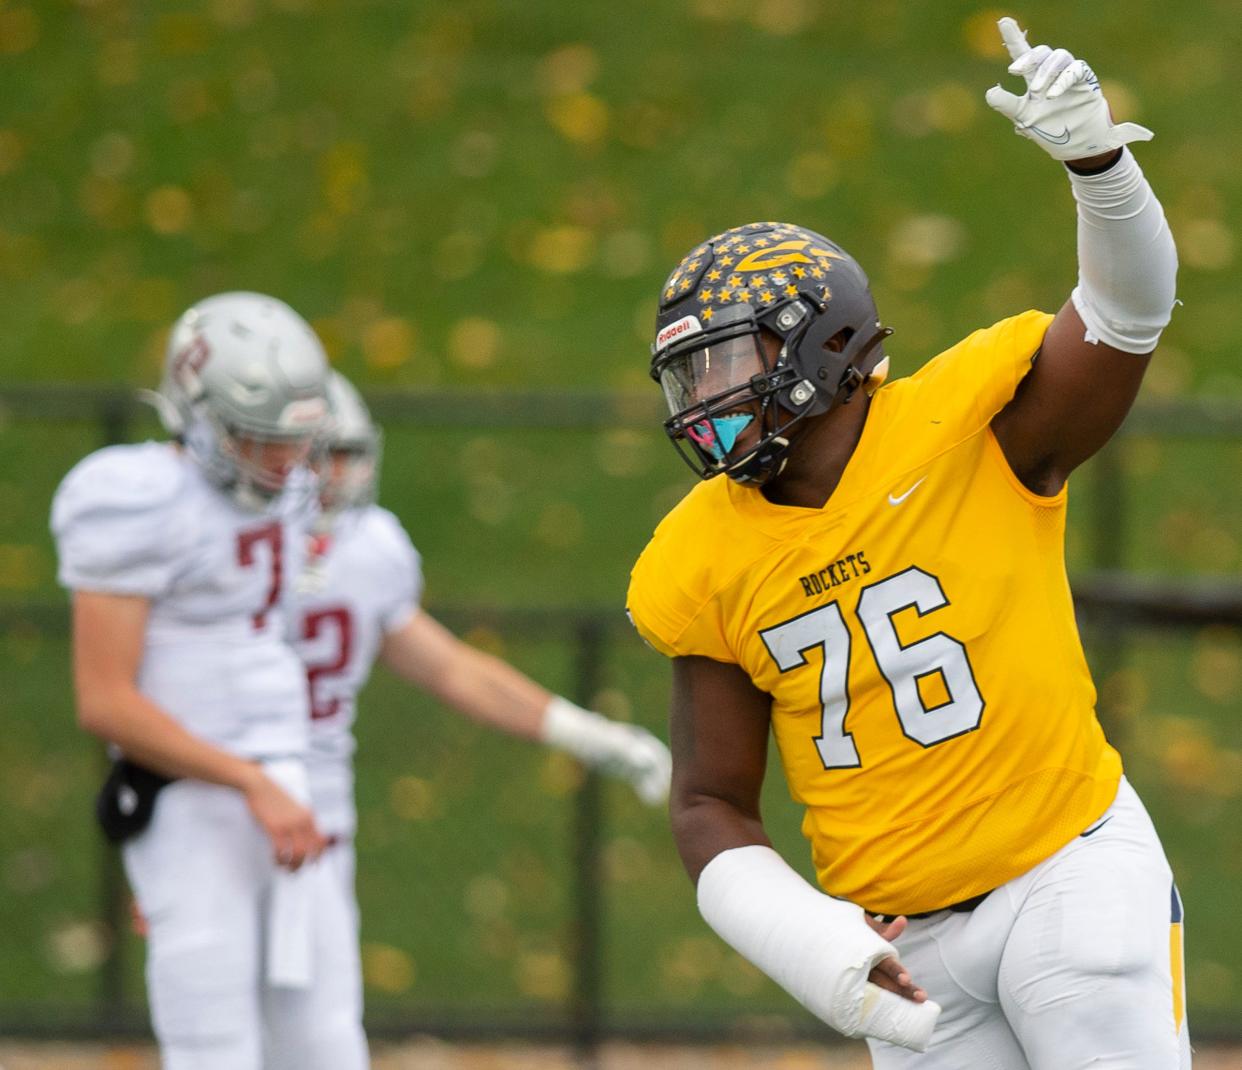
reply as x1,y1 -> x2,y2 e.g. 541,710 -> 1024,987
869,777 -> 1190,1069
123,778 -> 368,1070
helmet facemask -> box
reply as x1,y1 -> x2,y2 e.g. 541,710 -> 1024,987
653,299 -> 891,485
184,406 -> 325,513
318,441 -> 381,516
221,423 -> 320,504
316,372 -> 382,518
657,324 -> 802,484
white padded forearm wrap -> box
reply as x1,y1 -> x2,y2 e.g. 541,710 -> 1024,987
696,845 -> 940,1051
1068,147 -> 1177,354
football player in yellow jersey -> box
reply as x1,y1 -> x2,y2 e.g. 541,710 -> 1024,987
627,17 -> 1187,1068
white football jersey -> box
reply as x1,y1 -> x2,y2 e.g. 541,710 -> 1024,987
290,505 -> 423,836
51,441 -> 314,758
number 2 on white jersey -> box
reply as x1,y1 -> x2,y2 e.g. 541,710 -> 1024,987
302,606 -> 353,720
759,566 -> 984,769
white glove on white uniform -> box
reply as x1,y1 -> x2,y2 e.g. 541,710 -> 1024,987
984,16 -> 1152,162
541,697 -> 672,805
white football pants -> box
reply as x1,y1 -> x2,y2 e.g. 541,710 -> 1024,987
868,777 -> 1191,1069
123,777 -> 369,1070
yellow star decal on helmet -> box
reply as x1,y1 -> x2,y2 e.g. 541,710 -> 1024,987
698,287 -> 714,302
718,289 -> 733,302
810,266 -> 824,279
684,258 -> 701,272
718,255 -> 735,267
706,268 -> 722,281
750,275 -> 767,288
737,288 -> 752,302
727,274 -> 742,288
760,289 -> 775,303
702,306 -> 715,321
679,277 -> 692,291
734,243 -> 750,254
784,283 -> 799,297
792,266 -> 806,278
753,236 -> 771,247
770,270 -> 788,285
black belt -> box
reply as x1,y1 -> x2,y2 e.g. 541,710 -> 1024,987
869,889 -> 992,925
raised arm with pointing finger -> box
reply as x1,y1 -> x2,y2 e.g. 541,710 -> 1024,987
626,16 -> 1186,1065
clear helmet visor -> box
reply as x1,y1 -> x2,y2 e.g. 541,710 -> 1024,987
658,333 -> 767,462
657,332 -> 767,414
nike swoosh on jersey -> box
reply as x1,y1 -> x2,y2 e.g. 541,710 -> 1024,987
1079,815 -> 1114,838
887,477 -> 926,506
1028,124 -> 1072,145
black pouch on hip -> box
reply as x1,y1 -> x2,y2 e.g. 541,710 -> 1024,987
95,759 -> 177,844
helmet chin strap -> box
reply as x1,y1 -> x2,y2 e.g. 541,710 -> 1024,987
727,437 -> 789,485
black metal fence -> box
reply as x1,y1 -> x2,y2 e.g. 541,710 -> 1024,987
1,384 -> 1240,1048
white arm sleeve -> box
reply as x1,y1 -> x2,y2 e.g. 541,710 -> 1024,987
1068,147 -> 1177,354
696,845 -> 941,1052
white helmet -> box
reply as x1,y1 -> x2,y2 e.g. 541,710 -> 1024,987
319,371 -> 381,515
153,292 -> 330,509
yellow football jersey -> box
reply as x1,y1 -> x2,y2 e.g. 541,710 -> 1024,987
628,310 -> 1122,915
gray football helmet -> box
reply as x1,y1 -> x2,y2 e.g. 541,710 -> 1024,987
319,371 -> 382,515
651,222 -> 891,485
153,292 -> 331,510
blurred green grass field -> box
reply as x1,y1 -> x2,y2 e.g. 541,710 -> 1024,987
1,0 -> 1240,1039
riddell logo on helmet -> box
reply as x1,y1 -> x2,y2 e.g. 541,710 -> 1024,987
656,316 -> 703,350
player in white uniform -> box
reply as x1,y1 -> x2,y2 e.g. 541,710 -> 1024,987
289,373 -> 672,1011
52,293 -> 368,1070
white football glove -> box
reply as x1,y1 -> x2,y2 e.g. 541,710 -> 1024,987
984,16 -> 1152,162
542,697 -> 672,806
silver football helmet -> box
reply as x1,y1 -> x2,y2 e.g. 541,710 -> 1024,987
319,371 -> 382,515
152,292 -> 331,510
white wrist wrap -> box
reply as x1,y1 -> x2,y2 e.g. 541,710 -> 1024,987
696,845 -> 940,1052
1068,148 -> 1177,354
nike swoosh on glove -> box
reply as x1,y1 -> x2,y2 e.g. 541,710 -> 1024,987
984,16 -> 1152,162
